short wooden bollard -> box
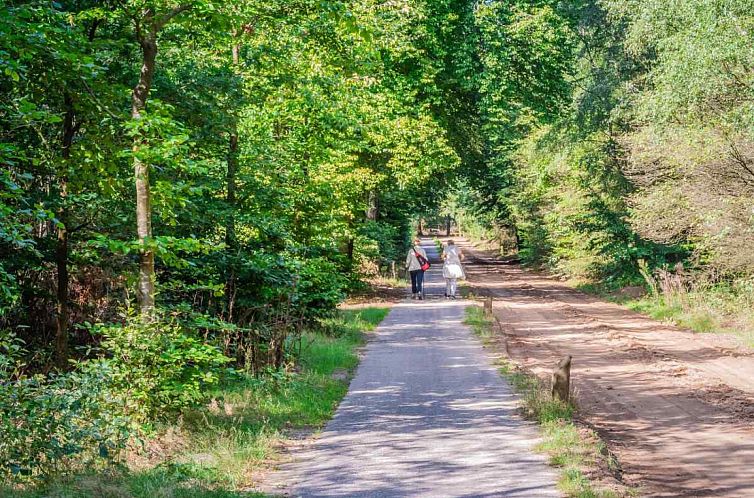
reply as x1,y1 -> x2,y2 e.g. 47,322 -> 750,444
483,296 -> 493,316
551,355 -> 572,403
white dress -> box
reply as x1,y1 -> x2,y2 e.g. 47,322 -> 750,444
442,246 -> 465,279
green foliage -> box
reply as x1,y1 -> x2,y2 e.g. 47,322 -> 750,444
91,315 -> 232,422
0,332 -> 134,483
295,257 -> 346,316
448,0 -> 745,296
1,0 -> 462,354
2,307 -> 387,496
354,220 -> 406,276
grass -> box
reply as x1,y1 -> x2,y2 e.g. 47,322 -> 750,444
574,280 -> 754,347
365,275 -> 405,289
464,306 -> 633,498
4,307 -> 390,498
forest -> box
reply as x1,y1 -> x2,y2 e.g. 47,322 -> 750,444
2,0 -> 753,494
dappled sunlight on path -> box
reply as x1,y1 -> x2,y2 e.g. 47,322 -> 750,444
269,241 -> 559,497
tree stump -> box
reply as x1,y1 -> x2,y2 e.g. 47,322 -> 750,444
483,296 -> 493,316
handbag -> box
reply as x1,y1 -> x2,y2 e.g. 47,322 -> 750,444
414,250 -> 431,271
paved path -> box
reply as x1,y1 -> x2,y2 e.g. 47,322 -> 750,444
283,240 -> 560,497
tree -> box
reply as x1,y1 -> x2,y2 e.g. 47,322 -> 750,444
124,2 -> 196,314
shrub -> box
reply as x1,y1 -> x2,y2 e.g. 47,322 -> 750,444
0,332 -> 134,482
92,314 -> 232,422
354,221 -> 403,274
295,257 -> 346,317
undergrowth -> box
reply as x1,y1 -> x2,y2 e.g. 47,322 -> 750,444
575,280 -> 754,348
464,306 -> 633,498
2,308 -> 389,498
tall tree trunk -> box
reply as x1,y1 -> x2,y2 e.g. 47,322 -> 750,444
132,34 -> 158,315
225,132 -> 238,317
225,41 -> 240,320
54,94 -> 76,366
445,215 -> 451,236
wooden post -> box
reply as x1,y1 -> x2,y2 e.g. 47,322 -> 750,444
483,296 -> 493,317
551,355 -> 572,402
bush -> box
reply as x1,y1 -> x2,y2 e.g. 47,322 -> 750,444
0,313 -> 233,484
92,314 -> 232,422
295,257 -> 346,317
354,221 -> 403,275
0,332 -> 134,482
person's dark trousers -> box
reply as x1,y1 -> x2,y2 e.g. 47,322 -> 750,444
410,270 -> 425,294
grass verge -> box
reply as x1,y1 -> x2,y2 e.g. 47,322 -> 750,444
464,306 -> 633,498
347,276 -> 407,303
574,281 -> 754,348
3,308 -> 389,498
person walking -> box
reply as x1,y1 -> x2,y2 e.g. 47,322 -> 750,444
406,238 -> 429,300
442,239 -> 465,299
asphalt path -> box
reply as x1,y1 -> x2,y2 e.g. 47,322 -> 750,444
284,239 -> 560,497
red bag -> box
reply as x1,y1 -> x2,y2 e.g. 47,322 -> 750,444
415,250 -> 431,271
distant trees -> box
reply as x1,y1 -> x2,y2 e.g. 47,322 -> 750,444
449,0 -> 754,288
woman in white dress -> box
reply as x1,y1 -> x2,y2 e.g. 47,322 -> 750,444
442,239 -> 465,299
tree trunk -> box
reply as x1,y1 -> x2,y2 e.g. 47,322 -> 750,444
55,201 -> 69,365
225,132 -> 238,318
225,41 -> 240,321
54,94 -> 76,366
445,215 -> 451,236
366,190 -> 378,221
132,35 -> 158,315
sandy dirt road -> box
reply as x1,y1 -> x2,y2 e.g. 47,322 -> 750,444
456,238 -> 754,497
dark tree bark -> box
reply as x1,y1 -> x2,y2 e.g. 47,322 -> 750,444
54,94 -> 78,366
225,40 -> 240,321
54,21 -> 100,362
